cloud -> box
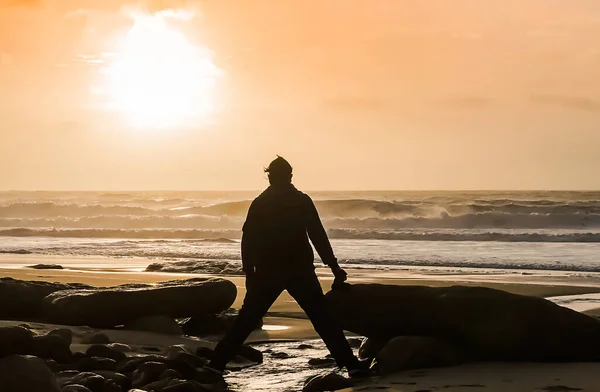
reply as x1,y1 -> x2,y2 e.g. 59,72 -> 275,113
433,96 -> 497,109
323,97 -> 386,112
530,94 -> 600,112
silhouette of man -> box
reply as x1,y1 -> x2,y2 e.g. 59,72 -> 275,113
207,156 -> 369,377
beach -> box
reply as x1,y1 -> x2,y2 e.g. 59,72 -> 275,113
1,252 -> 600,391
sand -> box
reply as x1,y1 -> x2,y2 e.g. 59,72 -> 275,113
1,253 -> 600,391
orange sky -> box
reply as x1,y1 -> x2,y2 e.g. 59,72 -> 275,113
1,0 -> 600,190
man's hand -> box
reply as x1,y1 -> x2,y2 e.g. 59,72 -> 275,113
331,265 -> 351,290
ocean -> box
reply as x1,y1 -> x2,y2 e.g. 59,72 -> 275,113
1,190 -> 600,273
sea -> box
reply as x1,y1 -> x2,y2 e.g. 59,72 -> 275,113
1,190 -> 600,274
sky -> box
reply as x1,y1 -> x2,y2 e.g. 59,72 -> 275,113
1,0 -> 600,190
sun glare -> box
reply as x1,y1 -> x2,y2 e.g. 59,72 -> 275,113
106,11 -> 220,129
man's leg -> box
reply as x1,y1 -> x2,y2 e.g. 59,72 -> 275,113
286,272 -> 358,368
209,276 -> 283,371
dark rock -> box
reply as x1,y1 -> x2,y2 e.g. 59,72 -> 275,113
0,277 -> 92,320
142,377 -> 174,391
28,264 -> 64,270
0,326 -> 35,357
48,328 -> 73,345
44,278 -> 237,328
92,371 -> 130,390
146,259 -> 243,275
160,369 -> 182,380
270,351 -> 291,359
326,284 -> 600,362
180,308 -> 262,336
166,351 -> 208,368
308,357 -> 337,368
125,315 -> 183,335
65,372 -> 105,392
131,361 -> 168,388
81,333 -> 111,345
296,343 -> 314,350
359,338 -> 390,360
302,372 -> 357,392
236,344 -> 263,363
32,333 -> 73,363
141,346 -> 161,352
374,336 -> 467,374
106,343 -> 131,353
191,367 -> 227,384
100,379 -> 122,392
76,356 -> 117,372
195,346 -> 214,360
0,355 -> 60,392
163,379 -> 207,392
116,355 -> 165,374
86,345 -> 126,363
62,385 -> 92,392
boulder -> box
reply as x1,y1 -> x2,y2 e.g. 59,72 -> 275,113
0,326 -> 35,357
326,284 -> 600,362
0,277 -> 92,320
31,333 -> 73,363
358,337 -> 389,360
302,372 -> 357,392
86,345 -> 126,363
236,344 -> 263,363
62,385 -> 92,392
0,355 -> 61,392
124,315 -> 183,335
43,278 -> 237,327
374,336 -> 467,374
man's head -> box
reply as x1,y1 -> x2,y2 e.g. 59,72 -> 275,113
265,156 -> 293,185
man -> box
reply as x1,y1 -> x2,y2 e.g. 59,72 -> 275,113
207,156 -> 370,377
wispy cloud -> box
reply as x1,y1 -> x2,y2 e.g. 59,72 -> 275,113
530,94 -> 600,112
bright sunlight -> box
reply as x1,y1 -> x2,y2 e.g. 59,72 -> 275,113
106,10 -> 220,129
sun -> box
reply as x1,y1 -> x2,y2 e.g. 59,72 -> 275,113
106,11 -> 220,129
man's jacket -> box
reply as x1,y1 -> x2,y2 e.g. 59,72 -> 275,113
241,184 -> 336,275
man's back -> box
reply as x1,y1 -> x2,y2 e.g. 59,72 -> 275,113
242,184 -> 335,275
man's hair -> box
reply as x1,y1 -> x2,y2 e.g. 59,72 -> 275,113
265,156 -> 293,184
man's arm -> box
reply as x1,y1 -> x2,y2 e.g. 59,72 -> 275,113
305,196 -> 340,269
241,201 -> 259,275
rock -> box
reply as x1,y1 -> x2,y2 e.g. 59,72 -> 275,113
296,343 -> 314,350
308,357 -> 337,368
302,372 -> 356,392
62,385 -> 92,392
32,333 -> 73,363
106,343 -> 131,353
49,328 -> 73,345
326,283 -> 600,362
100,379 -> 122,392
146,259 -> 243,275
0,355 -> 60,392
43,278 -> 237,328
64,372 -> 105,392
180,308 -> 262,336
92,371 -> 130,390
76,356 -> 117,372
374,336 -> 467,374
236,344 -> 263,363
195,347 -> 214,360
270,351 -> 291,359
116,355 -> 165,374
124,315 -> 183,335
141,377 -> 173,391
358,338 -> 389,360
191,368 -> 227,384
131,361 -> 168,388
166,351 -> 208,368
28,264 -> 64,270
0,326 -> 35,357
163,379 -> 207,392
0,277 -> 91,320
85,345 -> 126,363
81,333 -> 111,345
160,369 -> 182,380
